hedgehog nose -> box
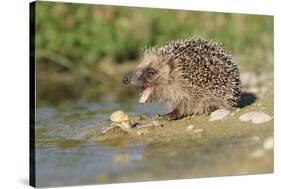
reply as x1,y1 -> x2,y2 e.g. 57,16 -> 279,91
123,75 -> 131,84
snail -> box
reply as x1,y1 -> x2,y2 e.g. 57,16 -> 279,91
101,110 -> 162,134
102,111 -> 132,133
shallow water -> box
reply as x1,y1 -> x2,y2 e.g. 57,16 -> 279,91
35,101 -> 170,186
35,93 -> 273,187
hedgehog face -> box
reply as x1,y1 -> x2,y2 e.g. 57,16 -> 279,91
123,54 -> 173,103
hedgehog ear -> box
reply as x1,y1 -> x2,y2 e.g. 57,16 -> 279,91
163,54 -> 175,71
163,54 -> 174,65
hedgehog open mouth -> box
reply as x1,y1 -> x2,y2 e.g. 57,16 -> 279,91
139,86 -> 154,103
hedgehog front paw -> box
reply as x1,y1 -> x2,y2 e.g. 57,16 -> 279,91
162,110 -> 182,121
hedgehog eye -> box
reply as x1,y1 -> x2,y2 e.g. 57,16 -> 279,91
147,69 -> 155,76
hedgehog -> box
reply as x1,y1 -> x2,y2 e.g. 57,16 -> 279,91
123,38 -> 241,120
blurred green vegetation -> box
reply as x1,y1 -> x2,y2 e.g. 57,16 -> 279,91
34,1 -> 273,105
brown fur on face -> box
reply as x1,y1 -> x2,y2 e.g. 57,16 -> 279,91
128,54 -> 173,87
123,38 -> 241,120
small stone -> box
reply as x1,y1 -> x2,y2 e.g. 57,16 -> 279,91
209,109 -> 230,121
239,111 -> 272,124
193,128 -> 204,133
186,125 -> 195,130
250,149 -> 265,159
263,136 -> 273,150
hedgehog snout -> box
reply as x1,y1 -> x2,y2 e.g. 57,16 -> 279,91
123,72 -> 136,85
123,70 -> 149,87
123,75 -> 131,84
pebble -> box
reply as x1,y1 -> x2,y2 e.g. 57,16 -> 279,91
209,109 -> 230,121
186,125 -> 195,130
250,149 -> 265,159
193,128 -> 204,133
239,111 -> 272,124
263,136 -> 274,150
